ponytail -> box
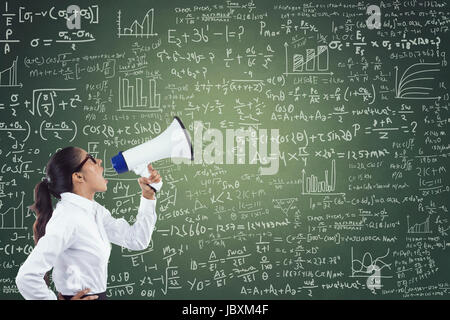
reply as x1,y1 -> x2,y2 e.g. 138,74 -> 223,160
30,180 -> 54,245
28,179 -> 54,286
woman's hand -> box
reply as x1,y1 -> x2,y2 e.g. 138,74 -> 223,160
138,163 -> 161,200
58,288 -> 98,300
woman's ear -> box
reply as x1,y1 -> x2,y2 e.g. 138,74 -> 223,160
72,172 -> 84,184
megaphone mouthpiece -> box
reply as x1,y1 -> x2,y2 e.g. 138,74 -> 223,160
111,151 -> 129,174
111,116 -> 194,192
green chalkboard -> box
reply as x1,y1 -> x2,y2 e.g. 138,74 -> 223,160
0,0 -> 449,300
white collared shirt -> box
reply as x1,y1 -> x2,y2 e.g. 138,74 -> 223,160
16,192 -> 157,300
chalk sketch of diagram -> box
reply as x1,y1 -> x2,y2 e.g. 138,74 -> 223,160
272,197 -> 298,216
394,62 -> 441,100
350,247 -> 392,294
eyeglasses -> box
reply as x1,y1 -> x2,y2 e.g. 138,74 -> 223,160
73,154 -> 97,173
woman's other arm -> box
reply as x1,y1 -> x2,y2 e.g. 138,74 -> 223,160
16,212 -> 76,300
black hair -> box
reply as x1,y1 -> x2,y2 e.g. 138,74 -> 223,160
28,146 -> 82,284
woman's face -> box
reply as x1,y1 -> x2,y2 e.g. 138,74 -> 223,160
75,148 -> 108,193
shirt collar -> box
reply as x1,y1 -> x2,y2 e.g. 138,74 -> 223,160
60,192 -> 96,214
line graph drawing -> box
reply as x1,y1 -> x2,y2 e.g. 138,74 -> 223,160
350,247 -> 392,294
407,215 -> 432,234
394,62 -> 441,99
117,9 -> 157,38
0,56 -> 22,88
0,191 -> 26,230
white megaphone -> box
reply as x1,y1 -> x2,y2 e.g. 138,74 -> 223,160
111,116 -> 193,192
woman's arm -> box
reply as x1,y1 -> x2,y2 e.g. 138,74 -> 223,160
101,196 -> 157,250
16,213 -> 76,300
102,164 -> 160,250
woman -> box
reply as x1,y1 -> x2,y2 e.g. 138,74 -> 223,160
16,146 -> 161,300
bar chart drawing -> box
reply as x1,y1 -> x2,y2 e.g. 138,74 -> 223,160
117,9 -> 157,38
0,192 -> 26,230
284,43 -> 331,76
0,57 -> 22,88
118,77 -> 161,112
407,215 -> 432,234
301,159 -> 345,196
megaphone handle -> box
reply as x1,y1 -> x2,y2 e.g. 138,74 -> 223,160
132,164 -> 163,192
147,179 -> 163,193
